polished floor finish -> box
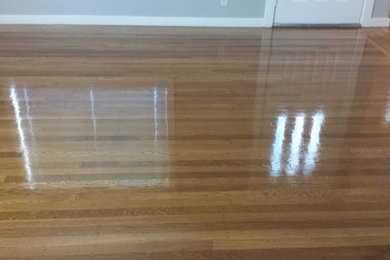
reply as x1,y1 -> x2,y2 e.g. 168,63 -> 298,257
0,25 -> 390,259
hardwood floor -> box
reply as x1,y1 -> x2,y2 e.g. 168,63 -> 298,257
0,25 -> 390,259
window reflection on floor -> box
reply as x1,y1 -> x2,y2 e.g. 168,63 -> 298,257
303,111 -> 325,175
260,30 -> 365,178
9,86 -> 34,189
270,114 -> 287,176
286,113 -> 306,176
386,90 -> 390,124
270,111 -> 325,177
9,85 -> 172,189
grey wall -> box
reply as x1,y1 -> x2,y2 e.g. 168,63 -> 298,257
373,0 -> 390,17
0,0 -> 266,18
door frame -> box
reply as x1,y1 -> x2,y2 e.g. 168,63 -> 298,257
264,0 -> 380,28
264,0 -> 277,27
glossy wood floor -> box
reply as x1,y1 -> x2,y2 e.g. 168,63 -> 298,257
1,25 -> 390,259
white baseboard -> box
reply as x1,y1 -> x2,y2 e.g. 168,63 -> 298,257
362,17 -> 390,27
0,15 -> 266,27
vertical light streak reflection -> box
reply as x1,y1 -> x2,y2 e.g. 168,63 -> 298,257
10,86 -> 33,188
89,88 -> 101,172
304,111 -> 325,175
270,114 -> 287,176
386,94 -> 390,123
286,114 -> 305,176
153,88 -> 158,141
23,88 -> 34,137
90,89 -> 97,137
165,89 -> 168,139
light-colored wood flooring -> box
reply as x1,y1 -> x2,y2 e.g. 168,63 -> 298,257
0,25 -> 390,259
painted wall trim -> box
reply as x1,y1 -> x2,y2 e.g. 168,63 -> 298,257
263,0 -> 277,27
360,0 -> 390,27
0,15 -> 266,27
361,0 -> 375,26
362,17 -> 390,27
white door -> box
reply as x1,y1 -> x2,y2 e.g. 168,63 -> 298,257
274,0 -> 365,25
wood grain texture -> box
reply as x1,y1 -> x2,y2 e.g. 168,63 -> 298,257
0,25 -> 390,259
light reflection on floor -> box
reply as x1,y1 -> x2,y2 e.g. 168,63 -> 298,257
9,86 -> 171,189
270,110 -> 326,177
9,86 -> 34,189
386,90 -> 390,123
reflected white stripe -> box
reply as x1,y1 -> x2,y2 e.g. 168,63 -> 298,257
10,87 -> 33,188
165,89 -> 168,139
90,89 -> 97,135
153,88 -> 158,140
23,88 -> 35,137
270,115 -> 287,176
304,111 -> 325,175
286,114 -> 305,176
